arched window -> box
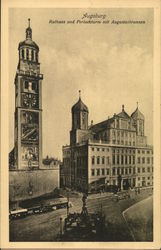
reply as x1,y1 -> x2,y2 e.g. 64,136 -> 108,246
22,49 -> 24,59
26,49 -> 29,60
31,50 -> 34,61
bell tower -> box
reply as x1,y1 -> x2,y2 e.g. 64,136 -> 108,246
14,19 -> 43,170
70,91 -> 89,145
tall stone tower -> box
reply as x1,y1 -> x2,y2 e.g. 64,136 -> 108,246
14,19 -> 43,170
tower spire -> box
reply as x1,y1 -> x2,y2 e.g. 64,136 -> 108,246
79,90 -> 81,100
26,18 -> 32,40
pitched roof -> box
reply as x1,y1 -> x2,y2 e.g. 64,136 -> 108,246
116,105 -> 130,119
90,117 -> 114,133
117,110 -> 130,119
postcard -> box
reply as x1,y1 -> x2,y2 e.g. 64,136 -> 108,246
1,0 -> 161,249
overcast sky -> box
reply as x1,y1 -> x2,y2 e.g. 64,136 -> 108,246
9,8 -> 153,160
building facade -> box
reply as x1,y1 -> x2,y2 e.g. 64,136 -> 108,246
62,92 -> 153,192
12,18 -> 43,170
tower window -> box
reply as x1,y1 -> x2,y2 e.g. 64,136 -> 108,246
26,49 -> 29,60
32,82 -> 37,91
25,81 -> 28,89
22,49 -> 24,59
36,52 -> 38,62
31,50 -> 34,61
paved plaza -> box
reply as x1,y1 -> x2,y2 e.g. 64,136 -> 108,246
10,188 -> 153,241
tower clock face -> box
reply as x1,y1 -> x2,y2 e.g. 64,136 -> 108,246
21,93 -> 39,108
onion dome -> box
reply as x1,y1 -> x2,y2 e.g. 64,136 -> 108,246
18,18 -> 39,51
131,102 -> 144,120
72,90 -> 88,113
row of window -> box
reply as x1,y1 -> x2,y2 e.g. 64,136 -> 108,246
113,149 -> 135,154
138,176 -> 153,181
91,155 -> 153,166
90,147 -> 152,155
91,147 -> 109,152
112,130 -> 135,138
138,150 -> 152,154
91,147 -> 136,154
112,167 -> 136,175
113,155 -> 135,165
91,156 -> 109,165
137,167 -> 153,173
112,140 -> 135,146
112,166 -> 153,175
21,48 -> 38,62
91,168 -> 109,176
138,157 -> 153,164
24,81 -> 38,92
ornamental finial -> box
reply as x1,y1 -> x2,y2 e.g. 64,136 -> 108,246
28,18 -> 30,27
26,18 -> 32,40
79,90 -> 81,99
137,101 -> 138,109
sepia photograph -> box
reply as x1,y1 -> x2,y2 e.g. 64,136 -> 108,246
1,0 -> 161,249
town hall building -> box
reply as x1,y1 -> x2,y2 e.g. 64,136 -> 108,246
62,91 -> 153,192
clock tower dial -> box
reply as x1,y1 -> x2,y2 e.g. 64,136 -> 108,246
14,19 -> 43,170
